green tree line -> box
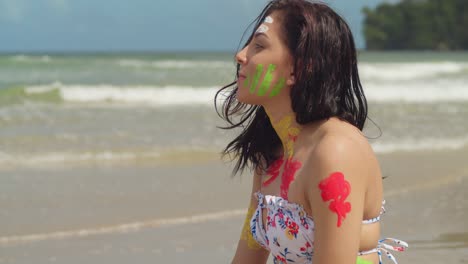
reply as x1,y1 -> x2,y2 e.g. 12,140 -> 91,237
362,0 -> 468,50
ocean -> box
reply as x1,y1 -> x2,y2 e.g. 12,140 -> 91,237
0,51 -> 467,168
0,51 -> 467,263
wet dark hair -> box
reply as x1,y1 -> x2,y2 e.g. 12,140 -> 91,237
215,0 -> 368,176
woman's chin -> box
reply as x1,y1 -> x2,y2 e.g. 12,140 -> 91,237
238,98 -> 262,106
237,86 -> 269,105
236,91 -> 257,105
235,89 -> 247,102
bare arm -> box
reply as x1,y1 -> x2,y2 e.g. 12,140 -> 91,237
307,135 -> 367,264
231,168 -> 270,264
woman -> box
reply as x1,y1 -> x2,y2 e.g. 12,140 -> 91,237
215,1 -> 408,263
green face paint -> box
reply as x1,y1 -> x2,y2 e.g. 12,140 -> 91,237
250,64 -> 264,94
243,75 -> 250,89
257,64 -> 276,96
356,256 -> 373,264
269,77 -> 286,97
243,63 -> 287,97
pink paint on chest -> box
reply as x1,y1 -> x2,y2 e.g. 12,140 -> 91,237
262,157 -> 302,200
280,158 -> 302,199
262,157 -> 284,187
318,172 -> 352,227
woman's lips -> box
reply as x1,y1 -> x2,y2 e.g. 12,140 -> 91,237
238,73 -> 246,84
237,78 -> 245,87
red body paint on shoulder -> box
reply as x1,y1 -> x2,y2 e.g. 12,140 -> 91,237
318,172 -> 351,227
280,158 -> 302,199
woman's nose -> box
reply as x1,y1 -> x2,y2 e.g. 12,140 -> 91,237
235,47 -> 247,65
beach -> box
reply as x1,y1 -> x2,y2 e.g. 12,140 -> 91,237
0,52 -> 467,263
0,147 -> 467,263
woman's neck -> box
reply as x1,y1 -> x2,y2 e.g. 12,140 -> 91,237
264,106 -> 302,158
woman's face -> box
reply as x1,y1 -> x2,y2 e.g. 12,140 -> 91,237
235,11 -> 295,105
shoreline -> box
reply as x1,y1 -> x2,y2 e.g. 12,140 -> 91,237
1,146 -> 467,263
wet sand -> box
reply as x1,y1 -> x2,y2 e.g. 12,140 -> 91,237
1,147 -> 468,263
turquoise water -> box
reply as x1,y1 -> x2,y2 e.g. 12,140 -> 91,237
0,51 -> 467,168
0,53 -> 234,88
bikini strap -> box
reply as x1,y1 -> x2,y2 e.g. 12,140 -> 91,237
253,191 -> 266,209
362,200 -> 386,224
358,237 -> 408,264
381,199 -> 387,214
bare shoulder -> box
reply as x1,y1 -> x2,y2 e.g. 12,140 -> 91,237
302,118 -> 377,185
314,119 -> 371,157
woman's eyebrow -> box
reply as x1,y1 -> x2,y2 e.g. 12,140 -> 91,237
254,32 -> 270,40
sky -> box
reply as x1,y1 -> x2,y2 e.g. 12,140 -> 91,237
0,0 -> 395,53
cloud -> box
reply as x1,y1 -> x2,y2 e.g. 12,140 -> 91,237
0,0 -> 68,23
0,0 -> 27,23
46,0 -> 69,14
240,0 -> 268,17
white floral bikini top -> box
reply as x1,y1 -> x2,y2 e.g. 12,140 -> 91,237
250,192 -> 408,264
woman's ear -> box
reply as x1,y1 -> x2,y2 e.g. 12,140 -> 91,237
286,58 -> 296,86
286,72 -> 295,86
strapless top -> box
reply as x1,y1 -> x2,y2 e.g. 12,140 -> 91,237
249,192 -> 408,263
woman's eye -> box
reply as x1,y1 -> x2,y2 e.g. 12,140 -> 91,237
254,43 -> 264,50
